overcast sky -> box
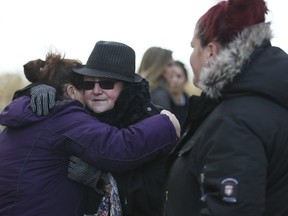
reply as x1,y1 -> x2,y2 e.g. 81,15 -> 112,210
0,0 -> 286,78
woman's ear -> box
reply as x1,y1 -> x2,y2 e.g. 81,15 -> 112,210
65,84 -> 78,100
207,41 -> 221,58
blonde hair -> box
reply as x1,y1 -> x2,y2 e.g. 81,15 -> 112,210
137,47 -> 172,91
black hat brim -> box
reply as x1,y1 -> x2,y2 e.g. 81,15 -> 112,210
73,66 -> 142,83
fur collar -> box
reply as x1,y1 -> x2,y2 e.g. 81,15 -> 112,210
198,22 -> 273,99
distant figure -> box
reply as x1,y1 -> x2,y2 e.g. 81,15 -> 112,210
169,60 -> 190,128
138,47 -> 174,110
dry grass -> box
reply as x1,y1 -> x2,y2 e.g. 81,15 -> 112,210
0,73 -> 29,131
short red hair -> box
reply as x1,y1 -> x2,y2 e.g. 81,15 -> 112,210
196,0 -> 268,47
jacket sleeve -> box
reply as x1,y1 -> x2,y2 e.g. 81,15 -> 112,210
198,115 -> 267,216
52,110 -> 178,173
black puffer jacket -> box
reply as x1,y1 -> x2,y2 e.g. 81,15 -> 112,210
85,79 -> 168,216
165,23 -> 288,216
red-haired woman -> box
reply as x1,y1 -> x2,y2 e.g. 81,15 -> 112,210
165,0 -> 288,215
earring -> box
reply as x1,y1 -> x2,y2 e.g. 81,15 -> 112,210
206,58 -> 213,67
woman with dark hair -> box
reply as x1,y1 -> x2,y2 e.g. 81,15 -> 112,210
165,0 -> 288,215
0,50 -> 180,215
169,60 -> 190,127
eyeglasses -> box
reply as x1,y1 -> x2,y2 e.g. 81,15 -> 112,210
82,80 -> 117,90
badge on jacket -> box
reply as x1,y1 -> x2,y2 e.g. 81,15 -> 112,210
220,178 -> 239,203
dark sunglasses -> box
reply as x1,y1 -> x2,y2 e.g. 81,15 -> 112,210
82,80 -> 117,90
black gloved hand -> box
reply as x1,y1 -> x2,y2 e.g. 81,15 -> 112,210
68,156 -> 104,192
30,84 -> 56,116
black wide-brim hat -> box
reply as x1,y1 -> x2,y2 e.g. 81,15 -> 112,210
73,41 -> 142,82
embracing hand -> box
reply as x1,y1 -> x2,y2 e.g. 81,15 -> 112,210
161,110 -> 181,138
30,84 -> 56,116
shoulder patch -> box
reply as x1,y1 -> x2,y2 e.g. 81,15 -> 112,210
220,178 -> 239,203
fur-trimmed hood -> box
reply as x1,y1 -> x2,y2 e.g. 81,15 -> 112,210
198,22 -> 272,98
197,22 -> 288,108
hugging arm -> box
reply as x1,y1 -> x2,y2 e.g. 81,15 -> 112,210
68,156 -> 106,193
30,84 -> 56,116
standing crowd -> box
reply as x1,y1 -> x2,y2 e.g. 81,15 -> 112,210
1,0 -> 288,216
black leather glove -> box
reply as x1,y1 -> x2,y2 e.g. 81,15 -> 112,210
68,156 -> 105,193
30,84 -> 56,116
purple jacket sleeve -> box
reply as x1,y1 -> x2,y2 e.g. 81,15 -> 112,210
0,96 -> 178,173
51,108 -> 178,173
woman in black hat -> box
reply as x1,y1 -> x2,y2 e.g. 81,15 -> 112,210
70,40 -> 174,216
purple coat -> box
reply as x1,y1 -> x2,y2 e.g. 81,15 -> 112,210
0,96 -> 177,216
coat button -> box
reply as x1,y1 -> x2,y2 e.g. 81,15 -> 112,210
146,107 -> 152,112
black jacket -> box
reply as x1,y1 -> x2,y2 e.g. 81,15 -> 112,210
165,23 -> 288,216
85,79 -> 167,216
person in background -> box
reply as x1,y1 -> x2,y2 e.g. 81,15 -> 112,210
0,50 -> 180,215
165,0 -> 288,215
169,60 -> 190,128
137,47 -> 174,111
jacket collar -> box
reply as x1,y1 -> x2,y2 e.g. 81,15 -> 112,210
198,22 -> 273,99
